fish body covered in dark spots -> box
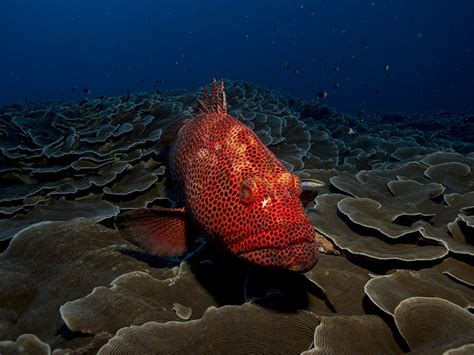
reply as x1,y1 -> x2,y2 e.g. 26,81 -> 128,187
116,80 -> 319,272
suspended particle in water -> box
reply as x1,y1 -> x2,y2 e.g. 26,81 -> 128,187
316,91 -> 328,99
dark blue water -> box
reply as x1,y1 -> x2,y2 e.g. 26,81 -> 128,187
1,0 -> 473,114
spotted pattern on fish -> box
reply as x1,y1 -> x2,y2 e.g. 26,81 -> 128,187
169,80 -> 319,272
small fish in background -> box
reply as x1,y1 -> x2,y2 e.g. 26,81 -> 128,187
301,179 -> 325,190
82,87 -> 90,95
384,64 -> 390,77
153,79 -> 163,86
333,66 -> 340,72
316,91 -> 328,99
284,62 -> 290,68
114,65 -> 119,70
116,80 -> 320,272
272,24 -> 278,33
139,79 -> 144,84
71,86 -> 77,92
293,69 -> 299,75
334,83 -> 340,89
376,90 -> 382,95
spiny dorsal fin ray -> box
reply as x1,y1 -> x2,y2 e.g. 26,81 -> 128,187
194,79 -> 227,115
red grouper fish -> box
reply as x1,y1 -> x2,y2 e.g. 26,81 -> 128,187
116,80 -> 319,272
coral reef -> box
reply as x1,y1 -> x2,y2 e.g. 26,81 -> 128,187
0,81 -> 473,354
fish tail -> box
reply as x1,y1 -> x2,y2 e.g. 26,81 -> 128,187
195,78 -> 227,115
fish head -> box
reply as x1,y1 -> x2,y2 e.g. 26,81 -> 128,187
223,171 -> 319,272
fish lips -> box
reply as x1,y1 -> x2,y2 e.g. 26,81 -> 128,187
238,240 -> 319,272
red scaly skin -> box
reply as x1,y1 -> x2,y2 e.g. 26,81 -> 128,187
169,94 -> 319,272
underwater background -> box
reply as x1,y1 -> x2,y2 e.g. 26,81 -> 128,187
1,1 -> 473,355
2,0 -> 474,113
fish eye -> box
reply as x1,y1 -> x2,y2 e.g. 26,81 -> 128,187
240,178 -> 257,205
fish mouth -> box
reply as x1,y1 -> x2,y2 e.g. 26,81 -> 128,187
230,223 -> 319,272
227,223 -> 312,247
238,240 -> 318,272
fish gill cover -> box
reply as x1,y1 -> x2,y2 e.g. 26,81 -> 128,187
0,1 -> 473,355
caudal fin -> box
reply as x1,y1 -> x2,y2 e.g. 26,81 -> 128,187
195,79 -> 227,115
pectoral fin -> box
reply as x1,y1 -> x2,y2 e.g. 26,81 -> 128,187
115,207 -> 190,257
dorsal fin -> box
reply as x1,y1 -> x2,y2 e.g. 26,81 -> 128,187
194,79 -> 227,115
